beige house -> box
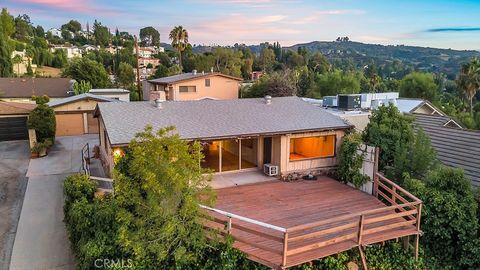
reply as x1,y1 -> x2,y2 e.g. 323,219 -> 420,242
48,93 -> 118,136
143,71 -> 242,101
94,96 -> 352,177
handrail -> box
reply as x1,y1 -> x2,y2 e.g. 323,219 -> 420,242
288,201 -> 419,232
199,204 -> 287,232
376,172 -> 422,203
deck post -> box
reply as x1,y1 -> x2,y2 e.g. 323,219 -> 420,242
227,216 -> 232,235
358,246 -> 368,270
372,147 -> 380,197
282,232 -> 289,268
415,203 -> 423,260
357,215 -> 365,245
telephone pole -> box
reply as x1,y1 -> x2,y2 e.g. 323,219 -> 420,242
134,35 -> 142,100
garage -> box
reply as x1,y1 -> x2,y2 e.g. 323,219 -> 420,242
0,117 -> 29,141
55,113 -> 84,136
47,93 -> 118,136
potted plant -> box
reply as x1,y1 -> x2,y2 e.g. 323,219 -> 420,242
38,142 -> 47,157
31,143 -> 40,158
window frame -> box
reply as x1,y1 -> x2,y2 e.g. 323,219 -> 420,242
179,85 -> 197,93
289,135 -> 337,161
205,78 -> 211,87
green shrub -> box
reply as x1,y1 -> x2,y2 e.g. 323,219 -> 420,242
404,167 -> 480,269
336,132 -> 370,187
27,103 -> 56,143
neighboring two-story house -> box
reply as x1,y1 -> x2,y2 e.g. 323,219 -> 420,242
142,71 -> 243,101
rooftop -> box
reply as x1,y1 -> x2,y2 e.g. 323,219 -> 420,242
47,93 -> 120,107
414,114 -> 480,186
96,96 -> 352,146
89,88 -> 130,94
148,72 -> 243,85
0,101 -> 36,115
0,78 -> 74,98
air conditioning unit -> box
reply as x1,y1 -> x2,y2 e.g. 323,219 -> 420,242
263,164 -> 278,176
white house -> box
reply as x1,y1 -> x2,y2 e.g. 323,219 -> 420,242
47,28 -> 62,37
89,88 -> 130,102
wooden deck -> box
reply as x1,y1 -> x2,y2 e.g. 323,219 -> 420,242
202,174 -> 422,269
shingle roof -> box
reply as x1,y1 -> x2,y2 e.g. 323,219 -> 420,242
414,114 -> 480,187
0,78 -> 74,98
148,72 -> 242,85
97,96 -> 352,145
0,101 -> 36,115
47,93 -> 120,107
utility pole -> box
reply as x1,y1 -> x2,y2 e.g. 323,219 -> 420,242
134,35 -> 142,100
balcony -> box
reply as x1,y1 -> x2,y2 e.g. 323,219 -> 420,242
202,173 -> 422,269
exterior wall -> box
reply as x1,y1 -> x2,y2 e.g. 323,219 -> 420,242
51,99 -> 100,112
53,99 -> 107,135
90,93 -> 130,102
278,130 -> 346,174
340,114 -> 371,132
99,115 -> 114,176
55,113 -> 84,136
413,104 -> 441,115
171,75 -> 239,101
1,97 -> 64,104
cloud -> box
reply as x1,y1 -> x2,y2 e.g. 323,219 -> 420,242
315,9 -> 366,15
426,27 -> 480,32
14,0 -> 120,16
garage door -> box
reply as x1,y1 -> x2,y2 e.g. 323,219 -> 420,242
55,114 -> 84,136
0,117 -> 28,141
87,113 -> 99,134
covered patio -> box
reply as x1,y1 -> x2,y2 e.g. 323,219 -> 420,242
202,175 -> 422,269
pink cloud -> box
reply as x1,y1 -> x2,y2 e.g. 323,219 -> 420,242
15,0 -> 119,16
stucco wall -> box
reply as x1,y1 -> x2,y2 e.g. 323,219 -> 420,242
51,98 -> 100,112
171,75 -> 239,101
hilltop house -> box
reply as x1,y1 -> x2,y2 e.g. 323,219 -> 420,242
142,71 -> 243,101
94,96 -> 423,269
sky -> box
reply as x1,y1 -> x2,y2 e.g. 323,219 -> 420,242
3,0 -> 480,50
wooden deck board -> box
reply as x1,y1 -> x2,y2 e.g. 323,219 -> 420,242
210,176 -> 419,269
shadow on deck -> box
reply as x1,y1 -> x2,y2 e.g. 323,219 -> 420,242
202,174 -> 422,269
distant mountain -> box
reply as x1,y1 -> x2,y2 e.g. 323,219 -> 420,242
184,40 -> 480,79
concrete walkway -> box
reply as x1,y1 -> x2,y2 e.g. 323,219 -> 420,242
210,170 -> 277,189
10,135 -> 98,270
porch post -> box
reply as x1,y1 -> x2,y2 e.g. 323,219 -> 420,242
219,141 -> 222,173
238,139 -> 242,170
282,232 -> 289,268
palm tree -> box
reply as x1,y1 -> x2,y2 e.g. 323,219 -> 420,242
12,54 -> 22,77
457,58 -> 480,113
169,26 -> 189,70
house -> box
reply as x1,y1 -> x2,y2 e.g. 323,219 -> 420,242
47,93 -> 119,136
89,89 -> 130,102
82,44 -> 99,53
138,57 -> 160,68
0,101 -> 36,142
94,96 -> 423,269
0,78 -> 75,103
136,46 -> 164,58
11,50 -> 37,76
396,98 -> 445,116
50,45 -> 83,59
47,28 -> 62,37
251,71 -> 264,81
413,114 -> 478,186
143,71 -> 242,101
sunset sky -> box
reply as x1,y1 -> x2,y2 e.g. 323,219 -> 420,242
4,0 -> 480,50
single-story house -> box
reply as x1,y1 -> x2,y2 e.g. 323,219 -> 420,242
0,78 -> 75,103
95,96 -> 353,176
396,98 -> 445,116
413,114 -> 478,186
48,93 -> 119,136
88,88 -> 130,102
143,71 -> 243,101
0,101 -> 36,142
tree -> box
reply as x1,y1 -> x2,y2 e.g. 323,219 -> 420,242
0,8 -> 15,38
13,14 -> 32,42
139,26 -> 160,47
61,29 -> 72,40
405,167 -> 480,269
116,62 -> 135,88
457,58 -> 480,114
63,57 -> 111,88
307,52 -> 330,74
12,54 -> 22,76
0,35 -> 13,77
73,80 -> 92,95
27,104 -> 56,143
399,71 -> 438,101
93,20 -> 110,47
115,126 -> 215,268
259,47 -> 275,72
169,26 -> 189,69
312,70 -> 361,97
362,104 -> 414,171
244,70 -> 297,98
61,20 -> 81,33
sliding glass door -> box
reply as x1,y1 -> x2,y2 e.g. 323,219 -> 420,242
200,139 -> 258,172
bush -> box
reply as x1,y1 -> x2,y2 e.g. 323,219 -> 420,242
27,103 -> 56,143
404,167 -> 480,269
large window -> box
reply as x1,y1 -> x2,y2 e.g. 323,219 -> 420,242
289,135 -> 336,160
179,86 -> 196,93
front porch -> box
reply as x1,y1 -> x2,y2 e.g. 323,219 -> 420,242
202,174 -> 422,269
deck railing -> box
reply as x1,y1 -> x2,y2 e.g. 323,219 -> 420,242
202,173 -> 422,269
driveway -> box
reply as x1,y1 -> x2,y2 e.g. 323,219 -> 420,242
0,141 -> 30,270
9,135 -> 98,270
